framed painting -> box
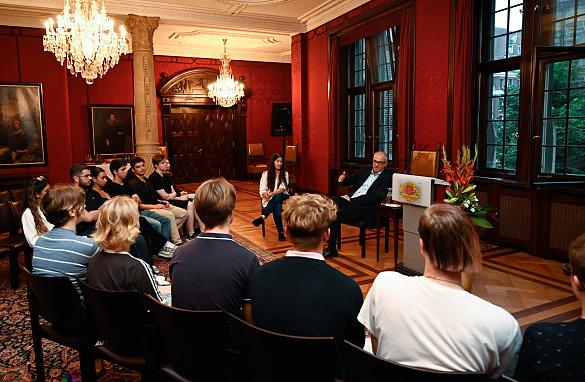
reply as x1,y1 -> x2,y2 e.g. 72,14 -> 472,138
0,83 -> 48,167
89,105 -> 135,156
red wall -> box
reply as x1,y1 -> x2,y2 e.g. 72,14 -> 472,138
291,0 -> 452,193
0,26 -> 291,185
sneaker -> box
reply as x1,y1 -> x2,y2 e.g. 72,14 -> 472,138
152,265 -> 160,275
252,217 -> 264,227
185,233 -> 198,241
162,241 -> 177,251
156,250 -> 173,259
278,232 -> 286,241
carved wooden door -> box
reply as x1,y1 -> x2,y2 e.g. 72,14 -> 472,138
167,106 -> 235,183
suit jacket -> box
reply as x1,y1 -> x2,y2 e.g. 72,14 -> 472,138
339,166 -> 392,206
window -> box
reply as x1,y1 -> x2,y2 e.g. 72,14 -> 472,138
476,0 -> 585,182
344,27 -> 398,165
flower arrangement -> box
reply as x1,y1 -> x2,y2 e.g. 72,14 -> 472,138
441,144 -> 494,228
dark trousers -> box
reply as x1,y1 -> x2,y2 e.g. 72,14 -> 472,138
327,196 -> 376,248
264,193 -> 289,233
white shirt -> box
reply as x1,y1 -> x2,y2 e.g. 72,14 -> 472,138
284,250 -> 325,261
351,170 -> 382,198
22,207 -> 54,247
358,271 -> 521,379
259,170 -> 290,207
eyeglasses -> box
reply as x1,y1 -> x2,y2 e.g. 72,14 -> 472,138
34,175 -> 46,183
373,160 -> 387,165
561,263 -> 572,277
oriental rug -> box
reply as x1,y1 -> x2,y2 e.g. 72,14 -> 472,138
0,232 -> 277,382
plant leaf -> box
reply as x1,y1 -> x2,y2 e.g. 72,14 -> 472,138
470,215 -> 493,229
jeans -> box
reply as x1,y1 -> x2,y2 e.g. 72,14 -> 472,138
140,210 -> 172,240
264,193 -> 289,233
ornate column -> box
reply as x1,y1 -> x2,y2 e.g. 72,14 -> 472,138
125,14 -> 160,176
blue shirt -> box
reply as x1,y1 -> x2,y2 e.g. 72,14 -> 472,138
33,227 -> 100,289
351,170 -> 382,198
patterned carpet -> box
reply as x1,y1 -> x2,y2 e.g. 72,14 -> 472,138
0,232 -> 278,382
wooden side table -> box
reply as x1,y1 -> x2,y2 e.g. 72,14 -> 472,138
376,204 -> 403,265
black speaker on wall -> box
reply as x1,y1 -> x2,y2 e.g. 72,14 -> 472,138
271,103 -> 292,137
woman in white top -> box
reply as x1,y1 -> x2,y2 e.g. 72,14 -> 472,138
22,175 -> 53,247
252,153 -> 290,241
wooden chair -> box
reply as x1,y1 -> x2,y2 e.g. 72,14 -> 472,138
284,142 -> 298,194
9,188 -> 25,201
21,267 -> 96,382
226,312 -> 343,382
78,280 -> 155,382
408,143 -> 442,178
340,340 -> 487,381
8,200 -> 33,271
0,190 -> 10,204
0,202 -> 27,289
247,143 -> 267,181
144,294 -> 236,382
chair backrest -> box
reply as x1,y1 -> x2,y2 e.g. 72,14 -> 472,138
145,294 -> 234,380
9,188 -> 24,201
284,144 -> 297,166
247,143 -> 265,159
341,340 -> 487,381
0,190 -> 11,204
8,200 -> 23,230
78,279 -> 149,354
227,312 -> 343,382
409,143 -> 441,178
21,266 -> 83,333
0,202 -> 15,235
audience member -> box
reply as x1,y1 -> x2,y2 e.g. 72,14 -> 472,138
514,233 -> 585,381
251,153 -> 290,241
324,151 -> 391,258
108,159 -> 172,243
22,175 -> 53,247
129,157 -> 188,245
358,203 -> 521,378
169,177 -> 260,318
149,154 -> 200,241
69,163 -> 100,236
32,185 -> 100,289
87,196 -> 162,302
250,193 -> 365,346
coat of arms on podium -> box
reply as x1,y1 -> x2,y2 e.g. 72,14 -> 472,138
399,181 -> 421,202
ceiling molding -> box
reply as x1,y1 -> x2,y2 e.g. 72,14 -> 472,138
301,0 -> 370,31
154,44 -> 291,63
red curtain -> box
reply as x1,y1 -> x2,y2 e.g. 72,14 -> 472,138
397,7 -> 412,172
451,0 -> 473,158
329,36 -> 340,168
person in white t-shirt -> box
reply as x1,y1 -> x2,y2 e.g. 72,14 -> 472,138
358,203 -> 521,379
22,175 -> 54,247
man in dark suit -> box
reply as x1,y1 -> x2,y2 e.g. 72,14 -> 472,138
324,151 -> 392,258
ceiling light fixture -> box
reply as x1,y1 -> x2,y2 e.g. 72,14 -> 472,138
43,0 -> 129,85
208,39 -> 244,107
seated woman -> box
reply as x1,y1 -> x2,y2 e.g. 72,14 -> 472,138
22,175 -> 53,247
252,153 -> 290,241
32,185 -> 100,290
87,195 -> 163,302
358,203 -> 521,379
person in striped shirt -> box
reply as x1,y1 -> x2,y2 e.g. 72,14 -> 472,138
32,185 -> 100,290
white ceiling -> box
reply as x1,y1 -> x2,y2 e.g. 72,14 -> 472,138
0,0 -> 370,63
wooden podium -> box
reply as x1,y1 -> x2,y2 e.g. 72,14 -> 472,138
391,173 -> 448,275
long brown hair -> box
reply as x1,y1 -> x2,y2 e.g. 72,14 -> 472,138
266,153 -> 287,192
23,176 -> 50,236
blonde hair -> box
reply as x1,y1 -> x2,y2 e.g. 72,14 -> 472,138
194,177 -> 236,229
92,196 -> 140,252
41,185 -> 85,227
281,193 -> 338,250
418,203 -> 482,273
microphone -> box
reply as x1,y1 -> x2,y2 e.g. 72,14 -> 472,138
405,143 -> 429,174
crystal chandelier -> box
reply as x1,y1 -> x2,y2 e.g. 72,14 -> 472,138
43,0 -> 129,85
208,39 -> 245,107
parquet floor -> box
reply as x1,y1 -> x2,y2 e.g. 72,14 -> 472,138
181,180 -> 581,334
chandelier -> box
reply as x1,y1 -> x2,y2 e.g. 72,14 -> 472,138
208,39 -> 245,107
43,0 -> 129,85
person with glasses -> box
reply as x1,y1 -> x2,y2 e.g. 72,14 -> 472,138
22,175 -> 53,247
514,234 -> 585,381
324,151 -> 392,258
